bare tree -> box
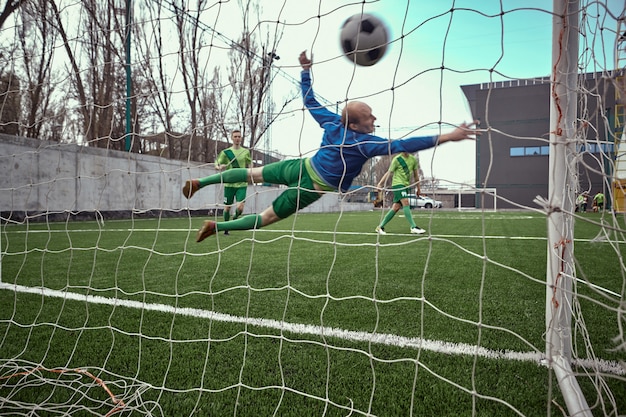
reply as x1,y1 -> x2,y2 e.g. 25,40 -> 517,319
227,37 -> 278,150
134,0 -> 178,156
0,71 -> 20,135
0,7 -> 20,135
170,0 -> 207,160
51,0 -> 128,149
200,67 -> 229,162
18,0 -> 57,140
132,0 -> 228,162
0,0 -> 21,30
224,1 -> 283,151
138,0 -> 281,163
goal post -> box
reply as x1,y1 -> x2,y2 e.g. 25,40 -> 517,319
452,187 -> 497,211
546,1 -> 591,416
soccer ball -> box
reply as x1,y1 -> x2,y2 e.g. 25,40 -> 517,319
340,13 -> 389,66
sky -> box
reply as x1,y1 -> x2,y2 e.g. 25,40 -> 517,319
141,0 -> 624,186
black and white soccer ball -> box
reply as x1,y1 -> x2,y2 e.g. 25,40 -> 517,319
340,13 -> 389,66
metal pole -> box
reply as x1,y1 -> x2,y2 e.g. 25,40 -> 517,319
264,52 -> 279,165
124,0 -> 132,152
546,1 -> 591,415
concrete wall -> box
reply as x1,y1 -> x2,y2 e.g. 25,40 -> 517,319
0,134 -> 370,220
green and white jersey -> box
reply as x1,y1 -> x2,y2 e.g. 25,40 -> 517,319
389,153 -> 418,188
216,146 -> 252,188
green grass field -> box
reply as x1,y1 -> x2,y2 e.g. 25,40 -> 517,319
1,210 -> 624,416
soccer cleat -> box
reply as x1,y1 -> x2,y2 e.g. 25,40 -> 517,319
224,230 -> 229,236
410,227 -> 426,234
182,179 -> 200,199
196,220 -> 217,242
375,226 -> 386,235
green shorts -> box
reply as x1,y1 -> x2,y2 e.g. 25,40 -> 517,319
392,185 -> 411,204
223,186 -> 247,205
262,159 -> 323,219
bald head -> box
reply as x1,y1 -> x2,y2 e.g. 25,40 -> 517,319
341,101 -> 377,134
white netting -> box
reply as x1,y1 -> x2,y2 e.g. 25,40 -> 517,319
1,1 -> 625,416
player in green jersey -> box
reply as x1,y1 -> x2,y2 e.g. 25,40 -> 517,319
214,130 -> 252,234
375,152 -> 425,235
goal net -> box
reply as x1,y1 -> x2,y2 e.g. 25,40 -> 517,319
1,1 -> 625,416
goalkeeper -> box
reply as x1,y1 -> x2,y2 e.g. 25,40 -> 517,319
183,51 -> 479,242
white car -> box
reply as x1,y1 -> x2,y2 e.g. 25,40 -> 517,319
408,195 -> 442,209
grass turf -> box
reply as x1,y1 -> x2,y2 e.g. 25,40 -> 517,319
0,210 -> 624,416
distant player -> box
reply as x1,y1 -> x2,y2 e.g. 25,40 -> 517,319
593,191 -> 605,212
575,192 -> 588,212
215,130 -> 252,235
183,51 -> 480,242
375,152 -> 424,235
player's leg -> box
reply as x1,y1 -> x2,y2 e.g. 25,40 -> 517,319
400,198 -> 425,234
196,160 -> 322,242
404,206 -> 424,234
400,198 -> 417,229
233,187 -> 247,220
196,188 -> 320,242
183,167 -> 260,198
218,186 -> 320,233
403,204 -> 416,227
185,159 -> 303,199
223,187 -> 236,222
377,188 -> 404,234
377,203 -> 399,234
234,205 -> 244,220
196,213 -> 263,242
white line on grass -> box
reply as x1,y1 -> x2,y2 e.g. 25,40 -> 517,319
1,282 -> 623,376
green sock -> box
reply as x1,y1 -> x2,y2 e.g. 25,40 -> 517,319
198,168 -> 248,187
233,209 -> 242,220
216,214 -> 262,231
402,206 -> 416,228
380,210 -> 396,228
224,210 -> 230,222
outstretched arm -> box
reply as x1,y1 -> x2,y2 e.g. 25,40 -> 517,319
437,120 -> 481,144
375,120 -> 482,157
299,50 -> 339,126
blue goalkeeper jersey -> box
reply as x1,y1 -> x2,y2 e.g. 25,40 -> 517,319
301,70 -> 438,192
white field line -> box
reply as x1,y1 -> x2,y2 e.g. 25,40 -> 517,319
1,282 -> 623,376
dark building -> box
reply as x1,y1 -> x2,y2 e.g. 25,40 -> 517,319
461,72 -> 622,210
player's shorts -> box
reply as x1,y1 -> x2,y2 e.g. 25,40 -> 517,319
223,186 -> 247,205
391,185 -> 411,204
262,159 -> 322,219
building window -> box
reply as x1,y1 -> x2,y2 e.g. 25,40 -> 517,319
525,146 -> 541,156
513,143 -> 613,157
510,146 -> 548,157
510,147 -> 525,157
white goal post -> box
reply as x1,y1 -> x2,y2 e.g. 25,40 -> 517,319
545,1 -> 591,416
452,187 -> 498,211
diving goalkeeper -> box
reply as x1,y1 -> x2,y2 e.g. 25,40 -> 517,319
183,50 -> 479,242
